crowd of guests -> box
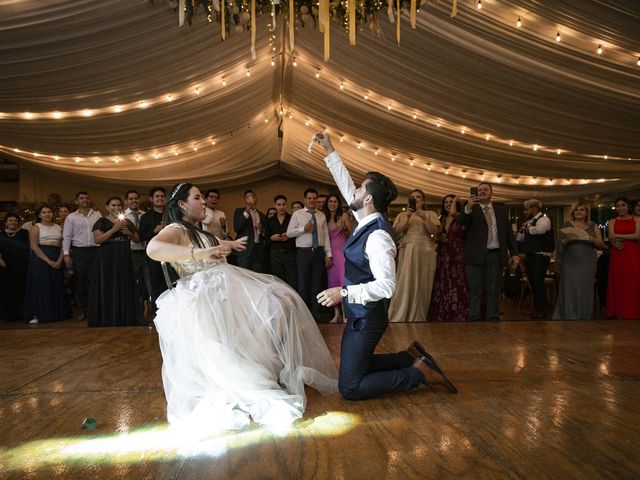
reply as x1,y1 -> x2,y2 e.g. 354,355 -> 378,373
1,183 -> 639,326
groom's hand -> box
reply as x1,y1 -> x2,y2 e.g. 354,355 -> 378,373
313,132 -> 335,155
317,287 -> 342,307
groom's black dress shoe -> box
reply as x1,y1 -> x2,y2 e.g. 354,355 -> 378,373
408,342 -> 457,394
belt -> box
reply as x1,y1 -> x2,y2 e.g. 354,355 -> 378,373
487,248 -> 500,253
298,246 -> 324,252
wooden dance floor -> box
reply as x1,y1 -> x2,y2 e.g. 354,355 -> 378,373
1,320 -> 639,479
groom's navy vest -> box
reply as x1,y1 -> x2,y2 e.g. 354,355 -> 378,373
343,216 -> 395,320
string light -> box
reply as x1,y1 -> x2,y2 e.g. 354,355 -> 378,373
138,101 -> 147,109
533,144 -> 539,151
113,105 -> 122,113
315,69 -> 320,78
82,109 -> 93,117
364,93 -> 368,100
637,57 -> 640,66
53,111 -> 62,119
246,68 -> 251,77
596,44 -> 603,55
271,57 -> 276,67
412,113 -> 417,120
194,87 -> 201,95
476,0 -> 482,9
340,82 -> 344,90
516,16 -> 522,28
166,94 -> 173,101
555,32 -> 561,42
292,58 -> 297,67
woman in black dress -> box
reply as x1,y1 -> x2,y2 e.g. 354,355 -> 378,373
0,213 -> 30,321
88,197 -> 142,327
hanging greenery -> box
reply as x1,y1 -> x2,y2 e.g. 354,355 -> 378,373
158,0 -> 424,34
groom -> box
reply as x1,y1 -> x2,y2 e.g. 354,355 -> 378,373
315,132 -> 457,400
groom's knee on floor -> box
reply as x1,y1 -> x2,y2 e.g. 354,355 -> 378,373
338,378 -> 367,401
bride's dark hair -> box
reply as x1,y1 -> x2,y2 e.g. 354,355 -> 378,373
164,183 -> 218,248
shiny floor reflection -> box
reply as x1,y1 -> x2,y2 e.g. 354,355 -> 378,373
1,321 -> 639,479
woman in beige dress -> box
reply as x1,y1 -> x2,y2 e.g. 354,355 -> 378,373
389,189 -> 441,322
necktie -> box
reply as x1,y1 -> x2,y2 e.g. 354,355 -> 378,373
483,206 -> 494,246
310,211 -> 318,249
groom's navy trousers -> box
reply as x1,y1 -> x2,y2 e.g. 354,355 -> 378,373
339,217 -> 422,400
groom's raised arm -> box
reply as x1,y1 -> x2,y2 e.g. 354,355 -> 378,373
315,133 -> 361,222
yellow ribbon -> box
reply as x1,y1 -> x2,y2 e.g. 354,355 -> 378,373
349,0 -> 356,45
221,0 -> 225,40
289,0 -> 295,52
411,0 -> 416,29
321,0 -> 330,61
451,0 -> 458,17
396,0 -> 400,45
251,0 -> 256,59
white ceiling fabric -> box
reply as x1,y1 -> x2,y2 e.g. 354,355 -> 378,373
1,0 -> 639,201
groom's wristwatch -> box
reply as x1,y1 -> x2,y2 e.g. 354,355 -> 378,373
340,286 -> 349,298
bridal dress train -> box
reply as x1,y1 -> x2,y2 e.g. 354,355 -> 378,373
153,224 -> 338,433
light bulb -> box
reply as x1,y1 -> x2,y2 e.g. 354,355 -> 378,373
412,113 -> 417,120
436,120 -> 441,127
138,101 -> 147,109
53,111 -> 62,119
516,16 -> 522,28
597,44 -> 603,55
166,94 -> 173,101
556,149 -> 561,155
83,109 -> 93,117
340,82 -> 344,90
533,144 -> 539,151
556,32 -> 561,42
292,59 -> 297,67
271,58 -> 276,66
315,70 -> 320,78
195,87 -> 201,94
387,104 -> 392,110
113,105 -> 122,113
509,140 -> 514,146
476,0 -> 481,9
364,93 -> 368,100
222,78 -> 227,86
246,69 -> 251,77
637,57 -> 640,66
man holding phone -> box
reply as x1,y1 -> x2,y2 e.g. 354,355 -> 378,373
457,183 -> 519,321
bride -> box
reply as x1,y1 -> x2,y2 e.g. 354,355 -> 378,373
147,183 -> 338,432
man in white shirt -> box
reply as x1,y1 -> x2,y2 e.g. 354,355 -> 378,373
287,188 -> 332,322
202,188 -> 229,239
125,190 -> 152,312
314,132 -> 457,400
62,191 -> 102,319
519,199 -> 554,319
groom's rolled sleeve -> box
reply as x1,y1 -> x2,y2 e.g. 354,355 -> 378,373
346,230 -> 396,305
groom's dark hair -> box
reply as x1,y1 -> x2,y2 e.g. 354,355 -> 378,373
364,171 -> 398,213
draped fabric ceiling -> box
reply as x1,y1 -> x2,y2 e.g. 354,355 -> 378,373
1,0 -> 639,202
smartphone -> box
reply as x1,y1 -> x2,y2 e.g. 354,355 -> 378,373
470,187 -> 478,197
408,197 -> 417,211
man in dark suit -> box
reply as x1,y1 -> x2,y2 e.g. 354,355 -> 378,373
456,182 -> 519,321
233,190 -> 267,272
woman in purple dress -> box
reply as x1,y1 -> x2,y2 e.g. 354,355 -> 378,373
428,195 -> 469,322
325,193 -> 353,323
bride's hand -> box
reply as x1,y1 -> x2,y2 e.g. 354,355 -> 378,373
231,236 -> 248,252
194,245 -> 232,260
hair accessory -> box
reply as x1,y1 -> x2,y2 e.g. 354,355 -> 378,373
170,183 -> 185,201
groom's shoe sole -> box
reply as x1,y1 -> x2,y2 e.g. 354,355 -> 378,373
407,340 -> 458,393
412,356 -> 458,394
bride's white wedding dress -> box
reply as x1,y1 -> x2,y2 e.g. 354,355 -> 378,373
153,224 -> 338,432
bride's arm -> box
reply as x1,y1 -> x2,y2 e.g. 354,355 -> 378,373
215,236 -> 248,252
147,226 -> 231,262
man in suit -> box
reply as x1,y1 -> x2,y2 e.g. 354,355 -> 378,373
233,190 -> 267,272
456,182 -> 519,321
314,132 -> 456,400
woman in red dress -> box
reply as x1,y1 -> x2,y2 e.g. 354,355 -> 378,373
428,195 -> 469,322
605,197 -> 640,319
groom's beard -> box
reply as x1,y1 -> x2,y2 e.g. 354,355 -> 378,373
349,198 -> 364,212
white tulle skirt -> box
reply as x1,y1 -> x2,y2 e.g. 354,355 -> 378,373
154,263 -> 339,432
